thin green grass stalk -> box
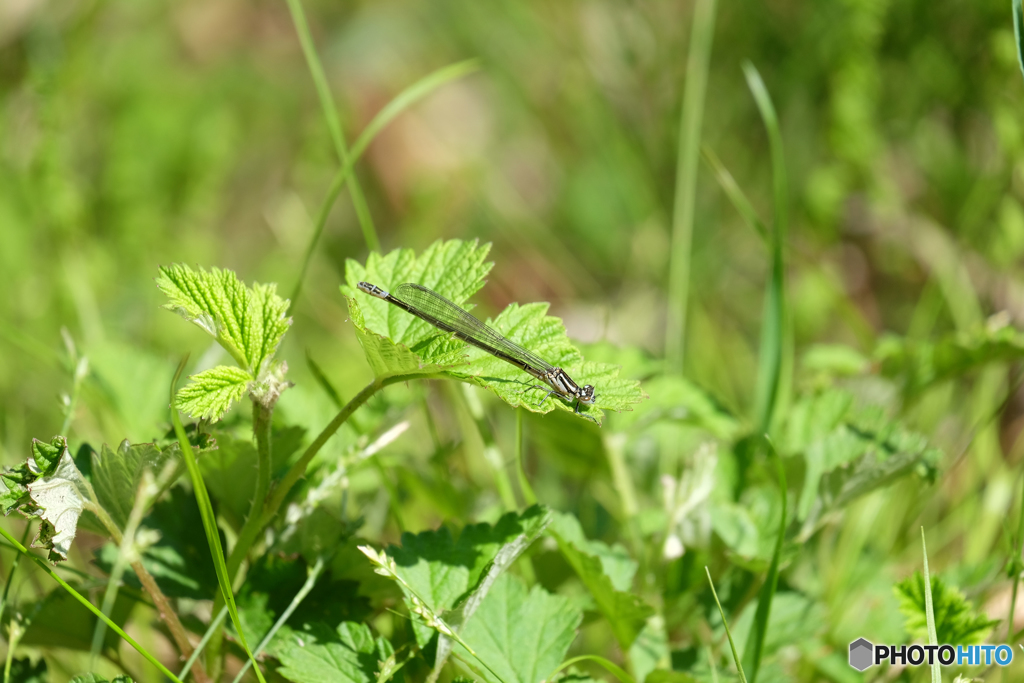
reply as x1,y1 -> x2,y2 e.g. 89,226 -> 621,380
0,524 -> 31,624
231,556 -> 326,683
920,528 -> 941,683
284,0 -> 379,254
289,59 -> 479,307
743,62 -> 789,435
0,523 -> 182,682
1014,0 -> 1023,81
701,145 -> 768,241
548,655 -> 636,683
1008,472 -> 1024,645
89,473 -> 157,669
706,566 -> 748,683
170,358 -> 267,683
665,0 -> 718,373
514,409 -> 537,506
740,437 -> 787,683
458,384 -> 518,510
179,606 -> 229,682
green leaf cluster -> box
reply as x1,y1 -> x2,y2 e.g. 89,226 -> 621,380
894,572 -> 999,645
157,264 -> 293,420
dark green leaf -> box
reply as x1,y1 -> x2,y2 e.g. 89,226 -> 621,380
5,657 -> 47,683
89,439 -> 181,529
6,584 -> 136,652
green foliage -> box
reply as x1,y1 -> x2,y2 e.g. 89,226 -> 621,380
273,621 -> 396,683
894,572 -> 999,645
84,439 -> 181,529
5,657 -> 47,683
344,240 -> 646,423
783,389 -> 941,534
3,583 -> 136,652
876,322 -> 1024,401
549,512 -> 654,650
157,264 -> 292,420
69,675 -> 135,683
456,573 -> 582,683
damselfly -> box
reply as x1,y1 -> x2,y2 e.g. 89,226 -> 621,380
357,282 -> 596,413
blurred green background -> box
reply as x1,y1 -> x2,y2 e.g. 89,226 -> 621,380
2,0 -> 1024,679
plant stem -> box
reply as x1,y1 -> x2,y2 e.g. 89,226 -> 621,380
514,409 -> 536,506
208,372 -> 444,673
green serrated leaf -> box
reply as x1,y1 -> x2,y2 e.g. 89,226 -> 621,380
275,621 -> 394,683
0,461 -> 35,515
389,506 -> 550,617
455,573 -> 582,683
89,439 -> 180,529
787,389 -> 941,535
28,449 -> 88,562
156,264 -> 291,375
32,436 -> 67,476
69,675 -> 135,683
549,512 -> 653,649
895,572 -> 999,645
175,364 -> 254,421
344,240 -> 645,423
875,322 -> 1024,400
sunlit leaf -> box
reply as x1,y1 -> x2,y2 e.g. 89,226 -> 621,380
29,449 -> 88,562
274,621 -> 393,683
174,365 -> 253,420
895,573 -> 999,645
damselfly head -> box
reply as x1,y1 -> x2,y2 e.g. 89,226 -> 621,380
357,282 -> 388,299
579,384 -> 596,405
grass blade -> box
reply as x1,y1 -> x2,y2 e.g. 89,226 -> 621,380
740,437 -> 787,683
743,62 -> 789,435
289,59 -> 480,307
285,0 -> 379,254
665,0 -> 718,373
0,524 -> 182,682
548,655 -> 636,683
1014,0 -> 1024,81
178,606 -> 229,682
170,357 -> 268,683
706,566 -> 748,683
701,145 -> 768,241
921,528 -> 941,683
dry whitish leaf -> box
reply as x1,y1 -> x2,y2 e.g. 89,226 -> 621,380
28,451 -> 88,561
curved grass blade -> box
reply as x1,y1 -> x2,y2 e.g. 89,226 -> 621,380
548,655 -> 636,683
665,0 -> 718,373
701,145 -> 768,241
742,62 -> 789,435
740,437 -> 787,683
0,524 -> 182,683
1014,0 -> 1023,82
290,59 -> 480,307
170,357 -> 268,683
285,0 -> 378,253
706,567 -> 748,683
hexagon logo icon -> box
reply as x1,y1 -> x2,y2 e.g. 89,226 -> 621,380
849,638 -> 873,671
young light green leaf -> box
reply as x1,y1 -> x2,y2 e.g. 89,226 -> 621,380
29,449 -> 88,562
344,240 -> 645,423
174,365 -> 254,421
274,622 -> 394,683
895,572 -> 999,645
454,573 -> 582,683
549,512 -> 653,649
156,265 -> 292,375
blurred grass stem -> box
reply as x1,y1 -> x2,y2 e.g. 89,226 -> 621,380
665,0 -> 717,374
285,0 -> 379,253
